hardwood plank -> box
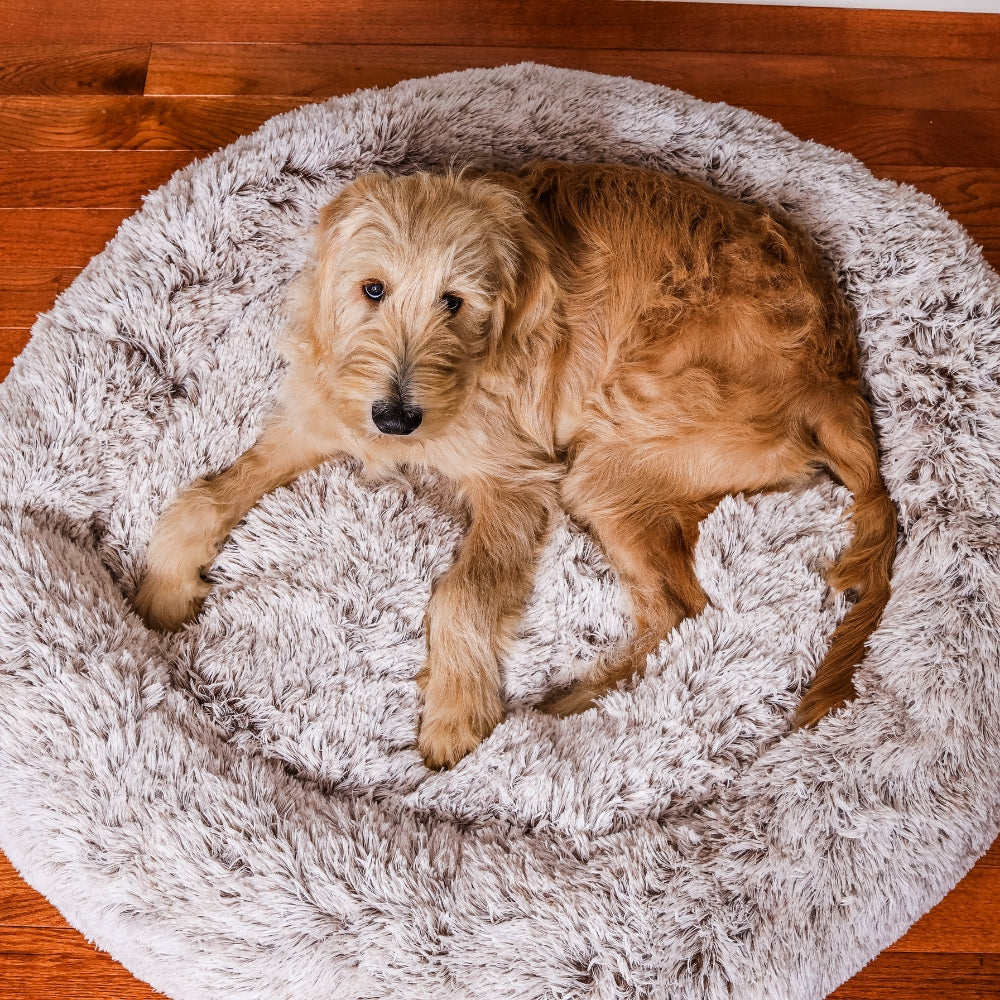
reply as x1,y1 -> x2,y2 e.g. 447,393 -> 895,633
889,868 -> 1000,954
0,45 -> 148,96
147,44 -> 1000,113
0,210 -> 131,267
0,268 -> 78,326
4,1 -> 999,59
0,920 -> 997,1000
0,853 -> 68,927
0,96 -> 303,151
748,107 -> 1000,169
0,151 -> 199,207
1,330 -> 32,381
0,927 -> 162,998
971,232 -> 1000,273
2,96 -> 998,169
833,954 -> 1000,1000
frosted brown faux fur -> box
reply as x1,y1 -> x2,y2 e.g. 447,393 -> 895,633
7,64 -> 1000,1000
134,161 -> 897,768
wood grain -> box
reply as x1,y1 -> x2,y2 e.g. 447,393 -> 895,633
147,43 -> 1000,112
0,96 -> 304,151
0,853 -> 68,926
3,843 -> 1000,998
0,268 -> 78,326
835,954 -> 1000,999
0,152 -> 200,207
749,107 -> 1000,168
0,45 -> 149,96
0,927 -> 163,998
978,838 -> 1000,867
969,231 -> 999,270
4,1 -> 999,58
4,96 -> 999,167
890,869 -> 1000,953
874,167 -> 1000,227
0,210 -> 132,267
0,330 -> 31,380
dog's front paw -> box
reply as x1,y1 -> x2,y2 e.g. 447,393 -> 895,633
417,716 -> 484,770
133,570 -> 210,631
417,685 -> 503,769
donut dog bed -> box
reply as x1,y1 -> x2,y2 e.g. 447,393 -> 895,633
1,64 -> 999,1000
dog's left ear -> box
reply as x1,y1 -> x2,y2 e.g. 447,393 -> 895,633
483,189 -> 559,363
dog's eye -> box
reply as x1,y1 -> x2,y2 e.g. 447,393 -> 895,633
442,293 -> 462,314
362,281 -> 385,302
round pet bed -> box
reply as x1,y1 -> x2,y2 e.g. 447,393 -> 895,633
2,64 -> 999,1000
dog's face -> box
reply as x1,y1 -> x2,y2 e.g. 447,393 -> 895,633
288,171 -> 540,444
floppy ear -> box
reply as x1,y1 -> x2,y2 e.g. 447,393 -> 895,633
506,220 -> 558,350
485,193 -> 559,364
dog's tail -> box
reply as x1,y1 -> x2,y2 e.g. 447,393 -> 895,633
796,388 -> 897,727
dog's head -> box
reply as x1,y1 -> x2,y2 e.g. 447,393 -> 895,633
286,171 -> 554,444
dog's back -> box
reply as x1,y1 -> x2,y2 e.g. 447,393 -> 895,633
512,162 -> 896,723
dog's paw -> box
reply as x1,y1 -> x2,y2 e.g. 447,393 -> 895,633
132,571 -> 210,631
417,688 -> 503,770
417,716 -> 483,770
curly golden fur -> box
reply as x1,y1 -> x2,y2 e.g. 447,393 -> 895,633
134,162 -> 897,768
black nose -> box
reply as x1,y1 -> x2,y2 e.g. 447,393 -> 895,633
372,399 -> 422,435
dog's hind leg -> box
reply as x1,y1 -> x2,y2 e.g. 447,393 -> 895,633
541,455 -> 714,716
133,418 -> 329,631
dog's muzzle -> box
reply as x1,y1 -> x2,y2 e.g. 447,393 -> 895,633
371,399 -> 423,435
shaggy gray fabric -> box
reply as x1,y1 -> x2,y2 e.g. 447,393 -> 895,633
1,63 -> 999,1000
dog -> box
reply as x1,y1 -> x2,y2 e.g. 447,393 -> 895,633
133,161 -> 897,769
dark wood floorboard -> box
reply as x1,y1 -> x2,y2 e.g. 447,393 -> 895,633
5,1 -> 999,58
1,2 -> 998,998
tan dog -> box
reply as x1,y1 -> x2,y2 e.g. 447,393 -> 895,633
134,162 -> 896,768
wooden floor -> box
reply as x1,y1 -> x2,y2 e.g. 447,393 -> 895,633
2,1 -> 999,997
